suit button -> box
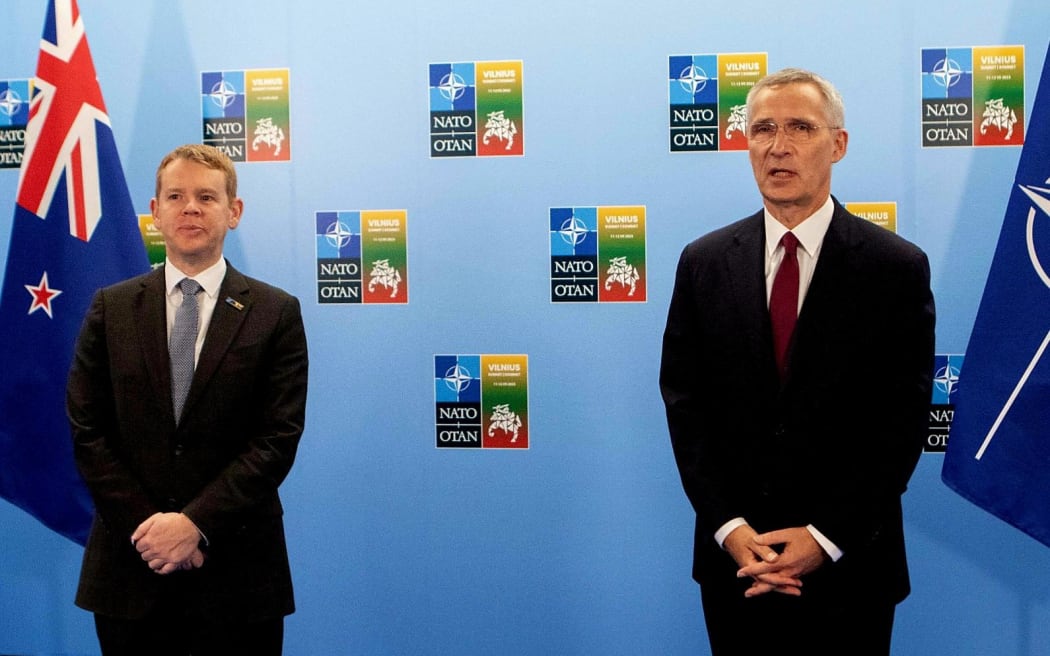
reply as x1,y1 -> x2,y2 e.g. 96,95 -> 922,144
174,444 -> 184,456
166,498 -> 178,510
774,424 -> 787,438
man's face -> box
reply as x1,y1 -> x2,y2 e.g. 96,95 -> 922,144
747,82 -> 848,221
151,158 -> 242,273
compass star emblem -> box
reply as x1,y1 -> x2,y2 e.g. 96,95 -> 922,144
443,364 -> 473,394
209,80 -> 238,110
933,362 -> 961,398
0,88 -> 23,117
1019,181 -> 1050,288
25,271 -> 62,318
975,178 -> 1050,461
677,65 -> 709,96
931,58 -> 963,89
324,221 -> 354,250
438,72 -> 467,103
559,215 -> 589,247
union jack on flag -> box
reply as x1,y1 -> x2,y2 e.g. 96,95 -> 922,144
0,0 -> 148,545
19,0 -> 109,242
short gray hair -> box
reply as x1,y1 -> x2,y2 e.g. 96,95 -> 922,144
746,68 -> 845,128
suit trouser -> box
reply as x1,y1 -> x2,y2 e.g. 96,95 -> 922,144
699,580 -> 895,656
93,590 -> 284,656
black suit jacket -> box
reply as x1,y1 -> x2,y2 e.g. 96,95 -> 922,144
660,199 -> 934,603
67,263 -> 308,621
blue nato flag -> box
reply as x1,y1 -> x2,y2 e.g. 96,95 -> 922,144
943,42 -> 1050,549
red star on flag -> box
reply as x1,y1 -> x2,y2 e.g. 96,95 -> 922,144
24,271 -> 62,318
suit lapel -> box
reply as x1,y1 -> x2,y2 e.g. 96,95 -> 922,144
180,264 -> 251,423
725,212 -> 773,368
798,201 -> 855,323
134,269 -> 174,418
787,201 -> 859,388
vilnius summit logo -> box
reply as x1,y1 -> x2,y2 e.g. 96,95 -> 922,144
202,68 -> 292,162
921,46 -> 1025,148
429,61 -> 524,158
550,206 -> 647,303
434,355 -> 529,449
668,53 -> 766,152
315,210 -> 409,304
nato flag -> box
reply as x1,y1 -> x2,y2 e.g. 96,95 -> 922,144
943,43 -> 1050,549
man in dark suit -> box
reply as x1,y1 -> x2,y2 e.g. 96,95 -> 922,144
67,144 -> 308,655
660,69 -> 935,655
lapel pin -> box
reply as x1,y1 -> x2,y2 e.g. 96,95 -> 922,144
225,297 -> 245,311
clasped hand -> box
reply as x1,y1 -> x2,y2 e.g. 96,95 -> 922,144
724,525 -> 827,598
131,512 -> 205,575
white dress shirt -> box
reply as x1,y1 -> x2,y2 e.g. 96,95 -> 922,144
164,258 -> 227,367
714,197 -> 844,562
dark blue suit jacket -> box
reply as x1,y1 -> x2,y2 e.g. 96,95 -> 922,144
660,199 -> 934,603
67,263 -> 308,621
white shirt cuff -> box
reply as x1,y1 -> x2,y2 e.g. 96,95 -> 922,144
806,524 -> 843,562
714,517 -> 749,548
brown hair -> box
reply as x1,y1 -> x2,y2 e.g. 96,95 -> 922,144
154,144 -> 238,203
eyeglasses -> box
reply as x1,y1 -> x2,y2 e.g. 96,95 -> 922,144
748,121 -> 841,143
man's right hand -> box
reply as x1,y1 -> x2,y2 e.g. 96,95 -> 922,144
722,524 -> 802,597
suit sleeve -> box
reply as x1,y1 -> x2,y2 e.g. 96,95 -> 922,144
180,294 -> 308,540
660,245 -> 739,539
67,290 -> 158,538
808,246 -> 936,554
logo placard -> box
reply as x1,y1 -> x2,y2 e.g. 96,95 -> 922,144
846,202 -> 898,233
668,53 -> 766,152
429,61 -> 524,158
928,354 -> 963,453
921,46 -> 1025,148
435,354 -> 529,449
550,206 -> 646,302
202,68 -> 291,162
0,79 -> 31,169
316,210 -> 409,304
137,214 -> 165,269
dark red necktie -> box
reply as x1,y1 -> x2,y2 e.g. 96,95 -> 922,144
770,232 -> 799,377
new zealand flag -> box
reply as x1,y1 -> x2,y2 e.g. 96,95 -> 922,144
0,0 -> 148,545
943,43 -> 1050,549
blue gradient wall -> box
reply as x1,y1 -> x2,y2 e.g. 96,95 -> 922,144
1,1 -> 1048,654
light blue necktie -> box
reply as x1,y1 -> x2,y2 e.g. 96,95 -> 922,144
170,278 -> 202,423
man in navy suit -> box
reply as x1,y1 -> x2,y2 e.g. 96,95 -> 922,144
660,69 -> 935,655
67,144 -> 308,655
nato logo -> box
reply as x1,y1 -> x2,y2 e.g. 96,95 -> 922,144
922,49 -> 973,100
435,355 -> 482,448
928,353 -> 963,453
669,55 -> 718,152
920,46 -> 1025,148
550,207 -> 598,303
0,79 -> 31,169
429,63 -> 477,157
932,354 -> 963,405
202,71 -> 247,158
316,211 -> 362,304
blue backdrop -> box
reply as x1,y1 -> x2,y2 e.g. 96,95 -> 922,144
2,1 -> 1049,654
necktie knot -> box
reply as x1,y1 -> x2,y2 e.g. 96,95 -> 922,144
780,231 -> 799,257
179,278 -> 202,297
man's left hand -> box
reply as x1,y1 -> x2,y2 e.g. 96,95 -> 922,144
736,526 -> 828,597
131,512 -> 202,575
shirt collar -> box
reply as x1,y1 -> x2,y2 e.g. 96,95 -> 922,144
763,196 -> 834,258
164,258 -> 227,298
